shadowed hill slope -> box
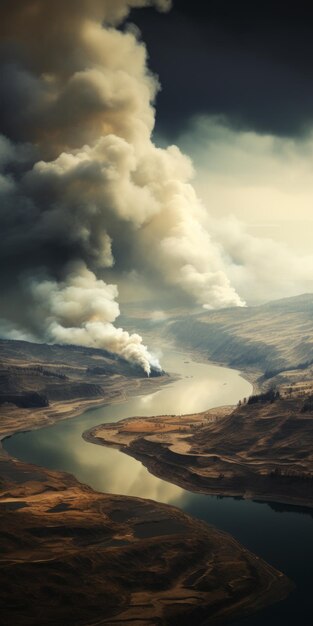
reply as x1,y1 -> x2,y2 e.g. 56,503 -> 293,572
0,459 -> 291,626
165,294 -> 313,375
0,338 -> 163,407
0,339 -> 166,438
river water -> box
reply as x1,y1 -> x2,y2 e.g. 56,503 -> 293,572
4,350 -> 313,626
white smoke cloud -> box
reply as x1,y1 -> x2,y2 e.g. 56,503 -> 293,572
0,0 -> 250,373
176,116 -> 313,302
30,263 -> 161,375
25,134 -> 245,307
0,319 -> 36,343
208,214 -> 313,303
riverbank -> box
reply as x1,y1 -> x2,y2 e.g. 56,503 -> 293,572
0,456 -> 292,626
0,338 -> 173,450
0,374 -> 171,454
0,347 -> 293,625
86,386 -> 313,509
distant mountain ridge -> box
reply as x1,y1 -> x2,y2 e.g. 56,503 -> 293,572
1,339 -> 140,374
119,293 -> 313,380
166,293 -> 313,375
261,293 -> 313,311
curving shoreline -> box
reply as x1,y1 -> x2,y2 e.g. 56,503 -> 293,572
0,455 -> 292,626
0,374 -> 171,456
0,356 -> 294,625
85,395 -> 313,510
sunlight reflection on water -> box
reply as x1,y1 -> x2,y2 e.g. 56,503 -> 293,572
4,350 -> 252,504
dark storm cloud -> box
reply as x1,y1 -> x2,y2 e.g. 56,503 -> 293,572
128,0 -> 313,138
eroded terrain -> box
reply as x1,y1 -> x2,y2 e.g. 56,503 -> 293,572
0,339 -> 293,625
88,382 -> 313,508
0,458 -> 291,625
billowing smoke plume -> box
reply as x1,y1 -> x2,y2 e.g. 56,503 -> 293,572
0,0 -> 245,373
30,262 -> 161,375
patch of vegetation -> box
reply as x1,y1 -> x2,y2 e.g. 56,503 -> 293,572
301,395 -> 313,413
0,392 -> 49,408
263,358 -> 313,380
247,389 -> 280,405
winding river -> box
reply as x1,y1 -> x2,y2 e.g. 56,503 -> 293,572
4,350 -> 313,626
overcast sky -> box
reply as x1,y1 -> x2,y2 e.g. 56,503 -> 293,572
127,0 -> 313,256
129,1 -> 313,139
1,1 -> 313,366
